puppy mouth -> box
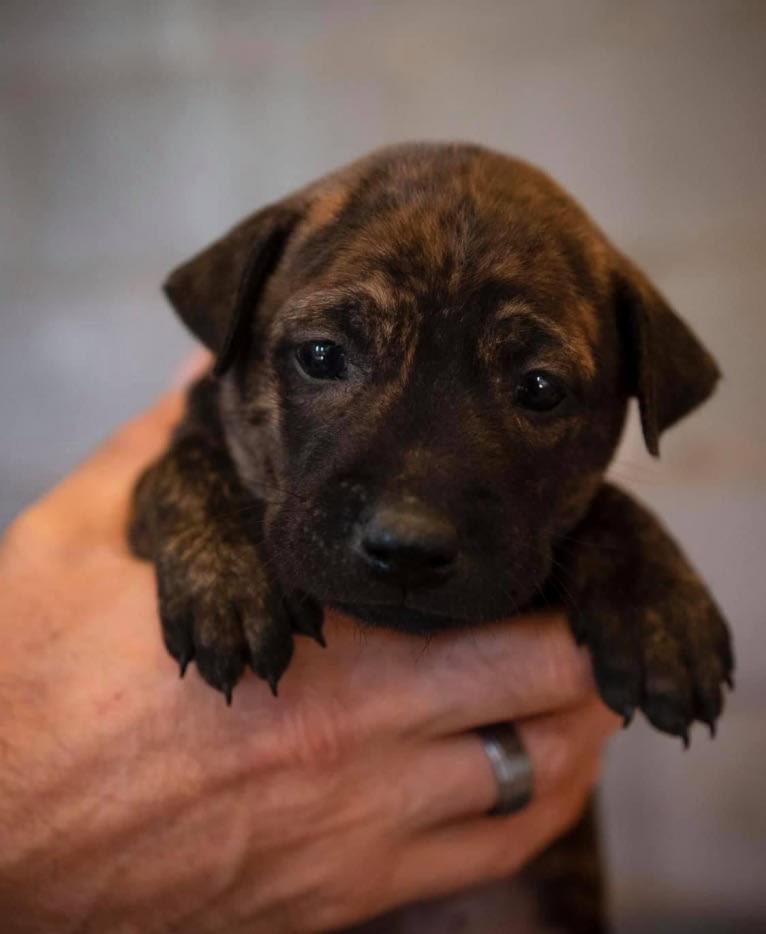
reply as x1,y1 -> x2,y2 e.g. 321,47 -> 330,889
319,567 -> 540,634
329,600 -> 499,634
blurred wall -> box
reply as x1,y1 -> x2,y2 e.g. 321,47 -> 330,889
2,1 -> 764,930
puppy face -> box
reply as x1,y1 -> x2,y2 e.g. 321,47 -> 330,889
165,144 -> 719,631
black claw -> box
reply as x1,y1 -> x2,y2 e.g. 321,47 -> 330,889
725,673 -> 735,690
571,624 -> 587,646
300,609 -> 326,648
287,594 -> 326,647
295,614 -> 326,648
680,728 -> 690,749
178,653 -> 190,679
622,707 -> 635,728
267,675 -> 279,698
312,629 -> 327,649
224,684 -> 233,706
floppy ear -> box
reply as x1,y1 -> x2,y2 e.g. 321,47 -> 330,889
615,257 -> 720,456
163,203 -> 301,377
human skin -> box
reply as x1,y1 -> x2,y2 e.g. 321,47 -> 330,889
0,380 -> 619,934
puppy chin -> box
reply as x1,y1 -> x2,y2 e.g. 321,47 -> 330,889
331,602 -> 475,634
273,543 -> 553,633
330,582 -> 542,634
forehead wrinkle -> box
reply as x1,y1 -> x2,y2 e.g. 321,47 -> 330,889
279,281 -> 392,323
354,190 -> 475,286
276,291 -> 349,334
274,279 -> 419,357
302,184 -> 353,229
490,302 -> 596,377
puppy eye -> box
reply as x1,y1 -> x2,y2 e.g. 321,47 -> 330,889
295,341 -> 348,381
514,370 -> 567,412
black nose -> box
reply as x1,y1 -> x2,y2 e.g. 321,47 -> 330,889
358,500 -> 459,581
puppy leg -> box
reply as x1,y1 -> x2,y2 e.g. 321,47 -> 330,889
556,483 -> 733,743
128,378 -> 322,700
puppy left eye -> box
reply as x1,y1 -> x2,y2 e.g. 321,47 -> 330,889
514,370 -> 568,412
295,341 -> 348,381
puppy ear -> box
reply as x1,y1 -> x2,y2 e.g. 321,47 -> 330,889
615,258 -> 720,456
163,203 -> 300,377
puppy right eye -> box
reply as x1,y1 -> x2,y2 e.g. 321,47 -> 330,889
514,370 -> 568,412
295,341 -> 348,381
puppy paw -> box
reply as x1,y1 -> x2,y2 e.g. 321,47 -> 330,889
571,585 -> 733,744
155,541 -> 324,702
559,484 -> 734,744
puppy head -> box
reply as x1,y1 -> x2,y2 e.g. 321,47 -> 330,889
164,143 -> 719,629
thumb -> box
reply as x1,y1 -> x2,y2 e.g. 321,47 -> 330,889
33,353 -> 211,541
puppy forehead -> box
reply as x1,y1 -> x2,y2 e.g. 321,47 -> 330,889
296,146 -> 599,251
297,149 -> 601,281
275,283 -> 596,384
277,145 -> 607,362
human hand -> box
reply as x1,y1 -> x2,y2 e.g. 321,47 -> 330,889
0,376 -> 619,934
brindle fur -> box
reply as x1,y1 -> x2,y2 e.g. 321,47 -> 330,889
128,143 -> 732,932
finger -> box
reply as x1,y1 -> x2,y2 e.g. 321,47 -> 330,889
32,354 -> 211,539
415,614 -> 597,735
389,755 -> 601,909
376,735 -> 499,832
384,698 -> 617,834
76,349 -> 211,487
312,611 -> 597,739
513,699 -> 620,801
33,388 -> 186,536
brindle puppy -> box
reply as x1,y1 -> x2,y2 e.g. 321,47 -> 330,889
129,143 -> 732,932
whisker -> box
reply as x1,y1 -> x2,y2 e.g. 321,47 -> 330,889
547,557 -> 582,615
552,532 -> 622,553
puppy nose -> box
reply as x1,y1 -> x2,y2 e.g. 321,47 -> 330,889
359,500 -> 458,580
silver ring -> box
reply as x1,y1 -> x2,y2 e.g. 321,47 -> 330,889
477,722 -> 534,815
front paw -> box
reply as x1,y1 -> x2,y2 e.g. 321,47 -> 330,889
571,585 -> 733,744
155,543 -> 323,702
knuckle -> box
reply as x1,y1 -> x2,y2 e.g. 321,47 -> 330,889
380,757 -> 428,829
0,512 -> 32,555
105,415 -> 155,455
521,716 -> 574,796
561,782 -> 592,834
0,506 -> 57,562
550,644 -> 594,703
278,698 -> 350,773
515,632 -> 593,712
539,729 -> 572,792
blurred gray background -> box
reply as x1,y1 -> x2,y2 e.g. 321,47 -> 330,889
2,1 -> 764,930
